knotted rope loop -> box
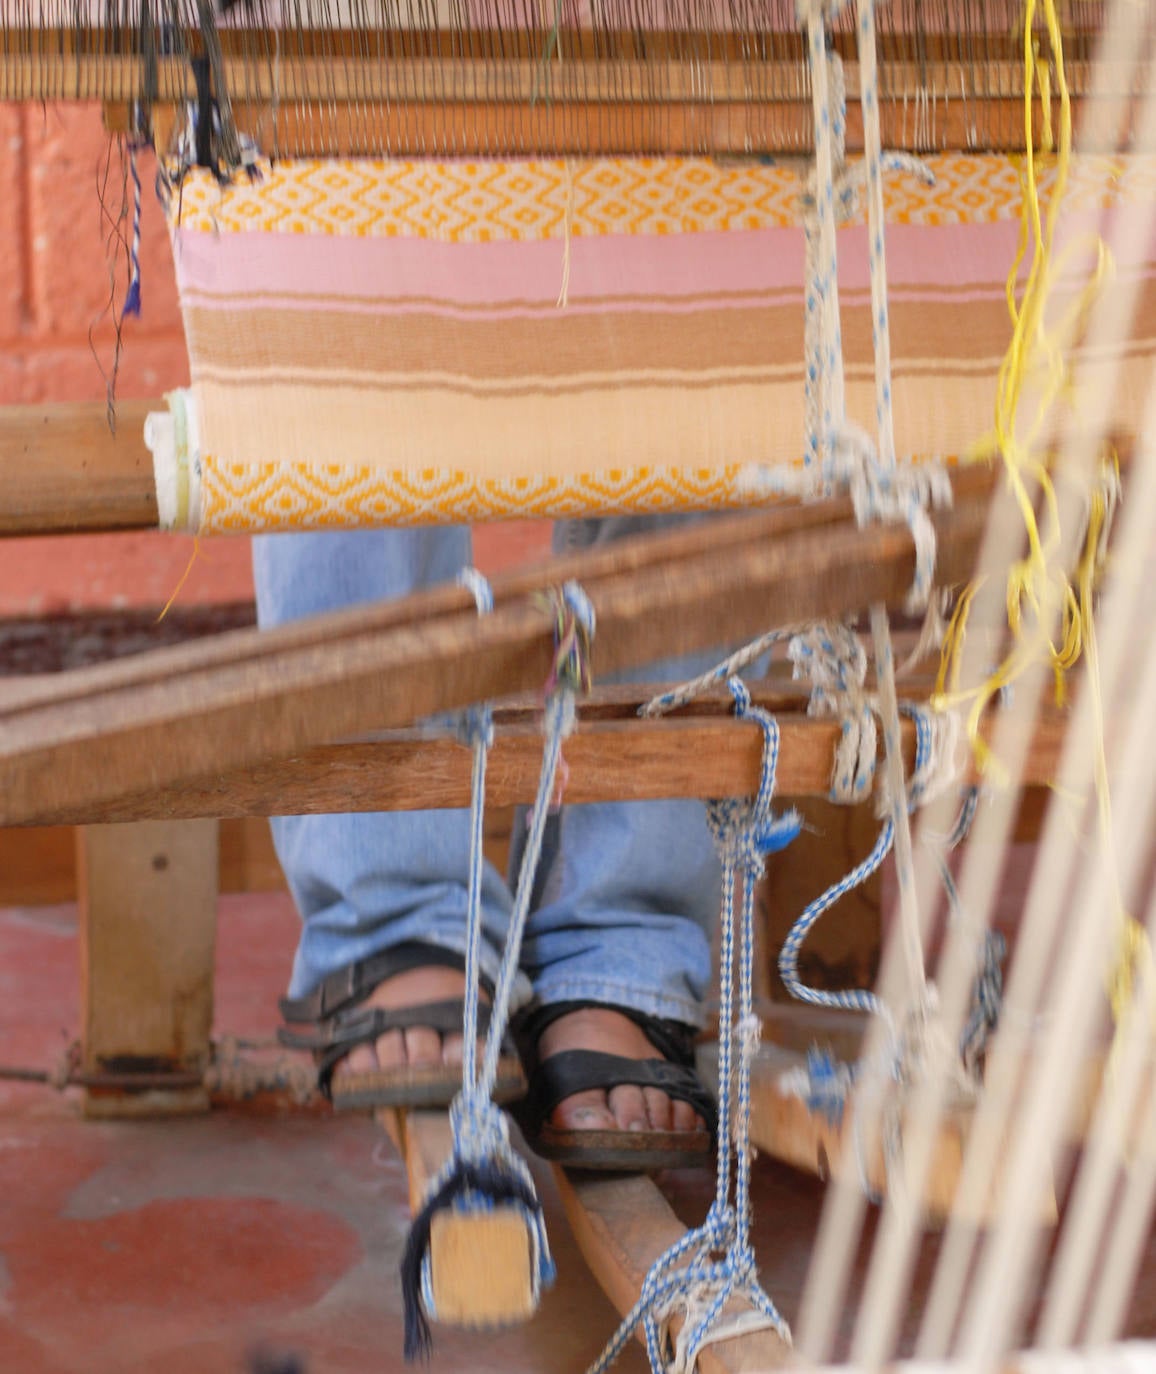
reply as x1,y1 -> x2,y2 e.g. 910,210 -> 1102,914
777,682 -> 945,1047
705,681 -> 803,873
827,423 -> 954,615
788,622 -> 877,804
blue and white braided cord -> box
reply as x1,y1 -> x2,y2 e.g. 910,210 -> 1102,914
777,696 -> 938,1023
587,682 -> 793,1374
122,138 -> 143,321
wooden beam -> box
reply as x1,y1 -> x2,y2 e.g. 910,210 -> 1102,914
16,703 -> 1068,828
377,1110 -> 537,1329
556,1168 -> 790,1371
0,817 -> 284,904
77,819 -> 219,1118
0,402 -> 159,535
17,54 -> 1094,108
0,466 -> 996,826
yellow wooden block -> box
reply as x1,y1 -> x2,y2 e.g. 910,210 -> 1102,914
429,1207 -> 537,1327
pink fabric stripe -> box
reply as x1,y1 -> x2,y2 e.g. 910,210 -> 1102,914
173,211 -> 1147,313
173,222 -> 802,306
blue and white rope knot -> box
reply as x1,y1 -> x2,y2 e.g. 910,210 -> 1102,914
587,681 -> 794,1374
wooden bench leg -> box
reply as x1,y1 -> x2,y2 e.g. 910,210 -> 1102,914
77,819 -> 219,1118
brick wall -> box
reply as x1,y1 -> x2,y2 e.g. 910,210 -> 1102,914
0,104 -> 547,615
0,105 -> 253,612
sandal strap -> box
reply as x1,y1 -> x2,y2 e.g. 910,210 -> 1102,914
519,1049 -> 718,1139
516,999 -> 699,1068
279,942 -> 487,1025
278,998 -> 490,1053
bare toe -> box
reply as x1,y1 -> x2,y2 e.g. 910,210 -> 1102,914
551,1088 -> 617,1132
608,1084 -> 649,1132
643,1087 -> 673,1132
403,1026 -> 444,1068
373,1028 -> 406,1071
671,1098 -> 699,1133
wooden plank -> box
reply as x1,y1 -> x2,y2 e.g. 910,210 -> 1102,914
0,402 -> 159,534
556,1168 -> 791,1372
12,703 -> 1067,828
77,819 -> 219,1118
0,467 -> 996,826
742,1037 -> 1058,1226
377,1109 -> 537,1329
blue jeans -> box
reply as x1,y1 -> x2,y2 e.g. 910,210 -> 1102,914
253,517 -> 729,1029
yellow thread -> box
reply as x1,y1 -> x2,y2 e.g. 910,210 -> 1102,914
156,536 -> 203,623
939,0 -> 1148,1075
940,0 -> 1109,773
1034,39 -> 1054,154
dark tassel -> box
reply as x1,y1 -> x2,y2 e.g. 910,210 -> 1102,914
190,55 -> 214,170
400,1162 -> 541,1363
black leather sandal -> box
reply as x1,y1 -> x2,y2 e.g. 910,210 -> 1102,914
277,942 -> 527,1112
513,1002 -> 717,1171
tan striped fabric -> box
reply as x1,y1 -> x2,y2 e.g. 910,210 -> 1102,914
153,153 -> 1156,533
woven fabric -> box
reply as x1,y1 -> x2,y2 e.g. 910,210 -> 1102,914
158,153 -> 1156,533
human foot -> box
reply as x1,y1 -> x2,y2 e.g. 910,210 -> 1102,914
536,1006 -> 707,1135
330,966 -> 488,1090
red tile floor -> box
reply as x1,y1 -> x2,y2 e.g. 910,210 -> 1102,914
3,886 -> 1156,1373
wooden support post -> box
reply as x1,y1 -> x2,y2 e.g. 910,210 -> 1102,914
556,1168 -> 790,1371
77,819 -> 219,1117
377,1109 -> 538,1329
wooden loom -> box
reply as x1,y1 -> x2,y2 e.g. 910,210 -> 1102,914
1,0 -> 1155,1369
